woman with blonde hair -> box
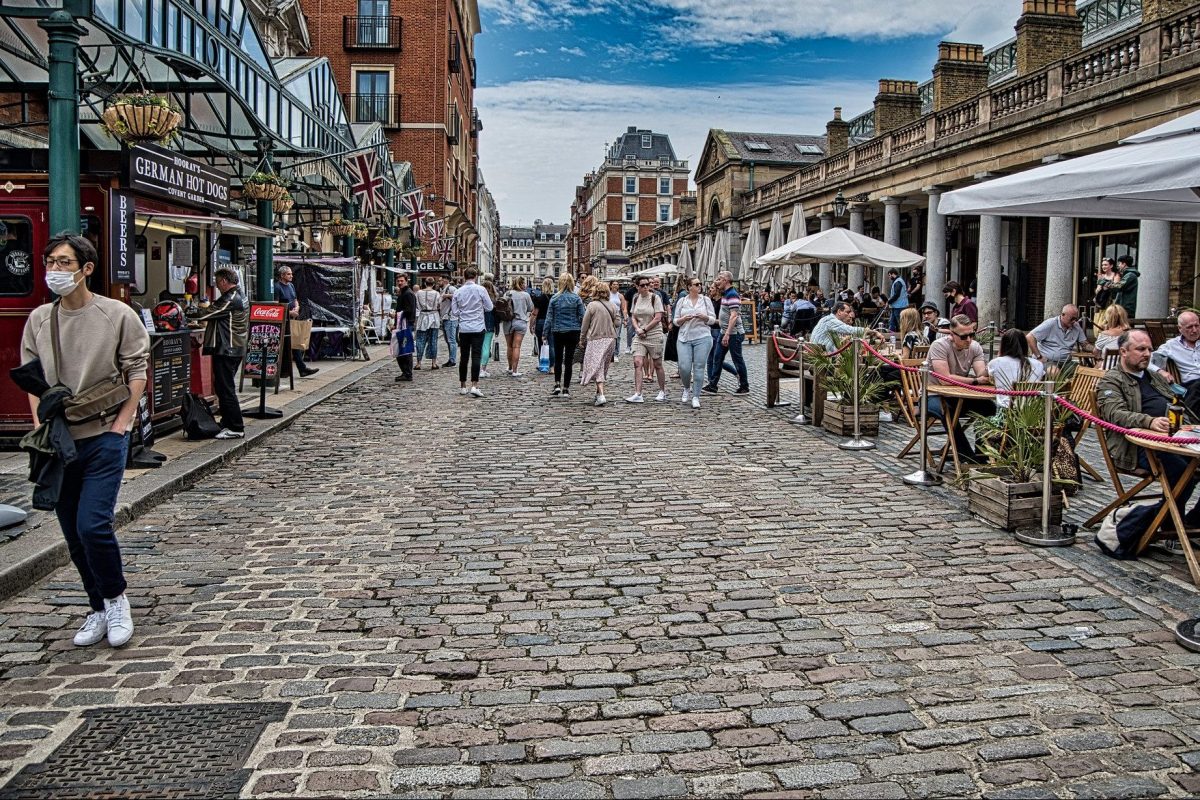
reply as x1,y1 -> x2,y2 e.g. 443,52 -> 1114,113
504,275 -> 533,377
897,306 -> 927,360
1093,303 -> 1130,354
544,272 -> 585,397
579,281 -> 620,406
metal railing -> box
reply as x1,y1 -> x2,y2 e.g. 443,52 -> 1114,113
343,15 -> 402,49
449,33 -> 461,73
985,37 -> 1017,84
447,103 -> 461,144
344,93 -> 401,127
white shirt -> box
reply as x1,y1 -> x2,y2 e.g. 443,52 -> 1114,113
672,294 -> 717,343
1154,335 -> 1200,383
450,280 -> 493,334
987,355 -> 1046,409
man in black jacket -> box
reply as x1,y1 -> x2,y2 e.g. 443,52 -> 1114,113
395,274 -> 418,382
190,268 -> 248,438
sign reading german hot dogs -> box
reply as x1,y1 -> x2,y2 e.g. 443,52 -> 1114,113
128,144 -> 230,212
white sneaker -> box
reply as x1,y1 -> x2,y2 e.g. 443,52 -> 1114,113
480,370 -> 491,379
655,390 -> 668,402
625,393 -> 644,403
595,395 -> 606,406
215,428 -> 244,440
469,387 -> 484,398
103,594 -> 133,648
511,371 -> 523,377
73,611 -> 107,647
691,396 -> 701,409
459,387 -> 469,395
681,389 -> 691,403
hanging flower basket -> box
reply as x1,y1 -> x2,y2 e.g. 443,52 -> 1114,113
100,94 -> 182,145
353,222 -> 370,238
326,218 -> 355,236
274,193 -> 294,214
373,236 -> 396,251
242,172 -> 290,202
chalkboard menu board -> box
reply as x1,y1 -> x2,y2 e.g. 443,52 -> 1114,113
293,263 -> 358,327
149,331 -> 190,415
244,303 -> 287,379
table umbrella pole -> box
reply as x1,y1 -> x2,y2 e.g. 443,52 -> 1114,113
791,337 -> 809,425
840,337 -> 875,451
903,360 -> 942,486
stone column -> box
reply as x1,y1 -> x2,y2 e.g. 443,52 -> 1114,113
1044,216 -> 1075,318
1137,219 -> 1171,318
818,212 -> 833,295
977,215 -> 1003,330
925,187 -> 947,314
882,197 -> 901,247
848,205 -> 865,292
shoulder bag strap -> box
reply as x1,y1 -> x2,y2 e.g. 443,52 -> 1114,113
49,300 -> 63,382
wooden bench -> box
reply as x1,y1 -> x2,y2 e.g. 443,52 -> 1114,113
766,334 -> 823,424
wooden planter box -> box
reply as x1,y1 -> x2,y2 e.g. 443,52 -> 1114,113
967,472 -> 1063,532
822,403 -> 880,437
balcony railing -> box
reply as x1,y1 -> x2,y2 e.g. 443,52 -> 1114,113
343,16 -> 402,49
470,108 -> 480,138
447,103 -> 461,144
344,93 -> 401,128
449,33 -> 462,73
470,57 -> 477,88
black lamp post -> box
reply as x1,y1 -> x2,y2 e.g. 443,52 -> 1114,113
833,190 -> 848,218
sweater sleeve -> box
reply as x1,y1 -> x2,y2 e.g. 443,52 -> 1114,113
115,304 -> 151,382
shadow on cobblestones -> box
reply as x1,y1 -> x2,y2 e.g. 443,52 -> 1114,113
1,354 -> 1198,799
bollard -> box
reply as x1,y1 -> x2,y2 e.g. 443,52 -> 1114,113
903,360 -> 942,486
791,337 -> 808,425
1014,380 -> 1074,547
839,337 -> 875,451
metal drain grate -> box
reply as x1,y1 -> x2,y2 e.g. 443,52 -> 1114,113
0,702 -> 288,799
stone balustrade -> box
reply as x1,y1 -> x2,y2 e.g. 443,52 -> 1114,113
1063,32 -> 1140,93
991,72 -> 1049,119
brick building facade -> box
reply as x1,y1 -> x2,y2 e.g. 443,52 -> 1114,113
299,0 -> 482,267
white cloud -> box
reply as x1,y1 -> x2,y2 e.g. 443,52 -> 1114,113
560,45 -> 585,57
514,50 -> 534,56
475,77 -> 878,225
478,0 -> 620,28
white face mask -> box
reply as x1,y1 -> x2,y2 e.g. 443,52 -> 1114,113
46,269 -> 83,296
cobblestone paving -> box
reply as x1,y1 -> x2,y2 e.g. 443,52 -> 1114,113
2,353 -> 1200,799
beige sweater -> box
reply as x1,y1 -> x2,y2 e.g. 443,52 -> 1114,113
580,299 -> 618,346
22,295 -> 151,440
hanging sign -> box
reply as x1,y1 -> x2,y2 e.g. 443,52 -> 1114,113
128,144 -> 230,212
108,189 -> 135,284
243,302 -> 287,379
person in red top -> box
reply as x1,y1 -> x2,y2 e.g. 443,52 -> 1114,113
943,281 -> 978,324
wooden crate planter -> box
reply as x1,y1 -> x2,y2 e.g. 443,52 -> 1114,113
822,403 -> 880,437
967,472 -> 1063,531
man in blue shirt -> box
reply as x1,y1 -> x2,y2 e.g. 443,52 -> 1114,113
886,268 -> 908,332
701,271 -> 749,395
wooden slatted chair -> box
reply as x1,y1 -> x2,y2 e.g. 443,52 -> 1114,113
1066,367 -> 1105,482
1083,382 -> 1157,528
1101,348 -> 1120,369
896,358 -> 947,463
910,344 -> 930,360
1144,320 -> 1167,348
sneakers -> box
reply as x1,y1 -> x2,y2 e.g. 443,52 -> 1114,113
510,371 -> 524,377
701,385 -> 719,395
691,396 -> 701,409
469,387 -> 484,398
561,389 -> 570,398
73,611 -> 107,647
459,387 -> 469,395
625,393 -> 644,403
734,387 -> 750,395
681,389 -> 691,403
479,370 -> 491,379
103,594 -> 133,648
551,385 -> 562,396
655,390 -> 668,402
595,395 -> 606,406
442,360 -> 456,367
215,428 -> 244,440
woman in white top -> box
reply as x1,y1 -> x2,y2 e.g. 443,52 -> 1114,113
608,280 -> 627,361
504,276 -> 533,376
1093,303 -> 1130,356
987,328 -> 1046,410
672,278 -> 717,409
414,276 -> 442,370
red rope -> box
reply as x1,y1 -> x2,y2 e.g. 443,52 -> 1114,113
1053,395 -> 1200,446
770,332 -> 850,363
859,340 -> 1040,397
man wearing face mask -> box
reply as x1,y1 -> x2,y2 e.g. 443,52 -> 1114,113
20,233 -> 150,649
189,267 -> 249,439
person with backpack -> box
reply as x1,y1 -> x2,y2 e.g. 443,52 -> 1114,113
20,232 -> 149,648
478,280 -> 500,379
503,276 -> 533,377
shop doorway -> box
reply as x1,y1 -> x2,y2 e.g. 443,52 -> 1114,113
1075,219 -> 1137,321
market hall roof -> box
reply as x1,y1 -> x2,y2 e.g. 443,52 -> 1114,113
715,131 -> 828,166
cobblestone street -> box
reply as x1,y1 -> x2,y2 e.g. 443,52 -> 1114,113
2,353 -> 1200,799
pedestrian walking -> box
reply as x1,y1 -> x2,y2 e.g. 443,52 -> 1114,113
504,276 -> 533,377
439,276 -> 457,367
450,267 -> 491,397
273,266 -> 318,377
414,276 -> 442,371
191,267 -> 248,437
579,280 -> 619,406
533,277 -> 552,370
702,270 -> 750,395
626,276 -> 668,403
20,232 -> 150,648
393,274 -> 417,381
545,272 -> 585,398
479,280 -> 498,378
608,279 -> 628,363
673,277 -> 717,409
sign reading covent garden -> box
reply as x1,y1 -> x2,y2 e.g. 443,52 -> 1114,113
128,144 -> 230,213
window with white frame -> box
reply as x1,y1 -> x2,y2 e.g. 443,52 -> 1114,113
624,176 -> 636,194
659,177 -> 670,195
624,203 -> 636,222
659,204 -> 670,222
641,134 -> 651,148
624,230 -> 637,248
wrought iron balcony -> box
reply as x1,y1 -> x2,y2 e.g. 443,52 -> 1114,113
345,93 -> 401,128
343,16 -> 402,49
449,33 -> 462,72
447,103 -> 461,144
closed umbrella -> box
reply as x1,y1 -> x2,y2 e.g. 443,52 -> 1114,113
782,203 -> 810,285
760,212 -> 785,286
740,220 -> 762,284
678,240 -> 693,278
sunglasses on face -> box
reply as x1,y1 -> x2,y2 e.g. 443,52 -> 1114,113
952,331 -> 976,341
637,283 -> 649,288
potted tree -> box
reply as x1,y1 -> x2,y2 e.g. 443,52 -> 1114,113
101,93 -> 182,145
242,172 -> 290,202
808,336 -> 888,437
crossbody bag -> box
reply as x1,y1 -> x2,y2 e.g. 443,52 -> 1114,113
50,302 -> 130,425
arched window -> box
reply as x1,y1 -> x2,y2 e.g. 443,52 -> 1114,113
709,197 -> 723,227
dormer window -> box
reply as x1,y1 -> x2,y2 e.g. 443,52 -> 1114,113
641,134 -> 652,149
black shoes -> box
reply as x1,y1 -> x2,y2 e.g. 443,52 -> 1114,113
701,385 -> 719,394
442,360 -> 456,367
734,387 -> 750,394
299,367 -> 320,377
395,375 -> 413,382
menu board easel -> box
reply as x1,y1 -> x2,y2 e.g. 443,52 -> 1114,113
243,302 -> 286,419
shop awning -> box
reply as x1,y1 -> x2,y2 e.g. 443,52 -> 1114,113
137,212 -> 276,238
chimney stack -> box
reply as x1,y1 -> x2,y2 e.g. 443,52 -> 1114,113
1142,0 -> 1191,21
873,79 -> 922,135
1015,0 -> 1083,76
932,42 -> 988,112
826,107 -> 850,156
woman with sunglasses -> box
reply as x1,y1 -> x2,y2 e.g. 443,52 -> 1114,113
626,277 -> 668,403
673,278 -> 717,409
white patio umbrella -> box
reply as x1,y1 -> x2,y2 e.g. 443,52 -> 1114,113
938,108 -> 1200,220
758,226 -> 926,272
678,240 -> 693,277
740,220 -> 762,283
714,229 -> 729,278
693,234 -> 709,282
760,212 -> 785,286
633,263 -> 679,278
781,203 -> 809,285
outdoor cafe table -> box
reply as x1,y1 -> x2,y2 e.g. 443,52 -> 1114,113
1126,429 -> 1200,585
927,382 -> 995,479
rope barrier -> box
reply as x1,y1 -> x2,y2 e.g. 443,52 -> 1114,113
1053,395 -> 1200,446
859,340 -> 1040,398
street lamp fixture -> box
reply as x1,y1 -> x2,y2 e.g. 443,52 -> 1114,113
833,190 -> 848,218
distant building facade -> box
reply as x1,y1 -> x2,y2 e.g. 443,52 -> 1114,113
476,172 -> 500,276
500,221 -> 567,282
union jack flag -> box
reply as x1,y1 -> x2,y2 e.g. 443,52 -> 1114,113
344,151 -> 384,218
426,218 -> 445,245
399,189 -> 424,220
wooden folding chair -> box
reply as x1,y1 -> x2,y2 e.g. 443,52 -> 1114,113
910,345 -> 930,360
1101,348 -> 1120,369
1066,367 -> 1105,482
1083,385 -> 1157,528
896,358 -> 947,463
1145,320 -> 1166,348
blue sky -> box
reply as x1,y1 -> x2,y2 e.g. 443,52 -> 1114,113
474,0 -> 1024,225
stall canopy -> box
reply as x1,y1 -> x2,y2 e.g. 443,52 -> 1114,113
135,213 -> 275,238
938,108 -> 1200,221
758,227 -> 926,271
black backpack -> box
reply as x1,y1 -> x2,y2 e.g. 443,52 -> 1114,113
493,294 -> 514,323
179,392 -> 221,440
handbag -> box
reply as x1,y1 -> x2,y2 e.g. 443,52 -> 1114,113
50,302 -> 131,425
290,318 -> 313,350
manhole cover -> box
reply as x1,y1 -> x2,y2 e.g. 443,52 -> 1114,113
0,702 -> 288,799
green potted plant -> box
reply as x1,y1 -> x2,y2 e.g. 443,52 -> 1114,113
242,172 -> 290,202
274,192 -> 294,214
100,93 -> 182,145
373,235 -> 395,251
326,217 -> 354,236
806,335 -> 889,437
400,244 -> 425,261
353,222 -> 370,238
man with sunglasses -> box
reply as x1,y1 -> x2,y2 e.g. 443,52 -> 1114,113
1027,304 -> 1094,372
928,314 -> 995,464
701,271 -> 749,395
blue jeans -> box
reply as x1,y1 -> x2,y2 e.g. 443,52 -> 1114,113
415,327 -> 438,362
677,335 -> 713,393
926,395 -> 996,461
889,306 -> 904,332
625,318 -> 636,352
441,319 -> 458,363
57,432 -> 129,611
707,332 -> 748,391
